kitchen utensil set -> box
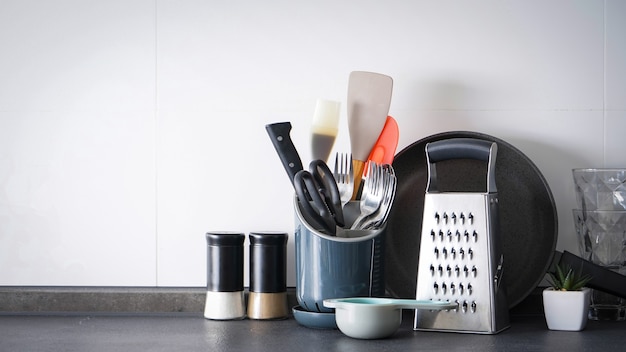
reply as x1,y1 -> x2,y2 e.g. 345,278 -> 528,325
291,156 -> 394,235
266,70 -> 398,236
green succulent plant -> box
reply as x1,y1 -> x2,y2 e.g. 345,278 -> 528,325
547,264 -> 592,291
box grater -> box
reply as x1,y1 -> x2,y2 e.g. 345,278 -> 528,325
414,138 -> 510,334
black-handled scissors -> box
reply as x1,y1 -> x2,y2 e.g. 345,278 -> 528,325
294,160 -> 345,235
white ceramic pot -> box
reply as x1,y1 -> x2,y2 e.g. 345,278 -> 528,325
542,287 -> 591,331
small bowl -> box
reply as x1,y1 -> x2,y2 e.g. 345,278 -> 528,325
292,305 -> 337,329
323,297 -> 457,339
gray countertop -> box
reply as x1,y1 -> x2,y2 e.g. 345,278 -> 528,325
1,311 -> 624,352
1,287 -> 624,351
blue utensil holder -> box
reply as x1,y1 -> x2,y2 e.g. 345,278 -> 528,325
294,196 -> 386,313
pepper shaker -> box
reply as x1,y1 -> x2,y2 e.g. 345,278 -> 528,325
247,232 -> 289,320
204,231 -> 246,320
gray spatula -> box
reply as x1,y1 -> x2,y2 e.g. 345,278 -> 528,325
347,71 -> 393,198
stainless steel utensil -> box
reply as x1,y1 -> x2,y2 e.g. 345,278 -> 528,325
363,164 -> 396,230
414,138 -> 510,334
333,152 -> 354,210
350,162 -> 384,230
385,131 -> 558,309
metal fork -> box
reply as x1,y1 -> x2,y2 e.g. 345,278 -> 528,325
362,164 -> 397,230
333,152 -> 354,209
351,161 -> 384,230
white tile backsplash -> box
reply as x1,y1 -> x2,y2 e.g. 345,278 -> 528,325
0,0 -> 156,112
606,111 -> 626,168
0,111 -> 156,285
606,0 -> 626,110
0,0 -> 624,287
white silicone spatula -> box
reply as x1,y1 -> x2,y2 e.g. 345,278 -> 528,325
347,71 -> 393,198
311,98 -> 341,163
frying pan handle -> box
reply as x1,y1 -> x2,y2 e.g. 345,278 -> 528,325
425,138 -> 498,193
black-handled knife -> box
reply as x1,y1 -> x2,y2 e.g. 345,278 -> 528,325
265,122 -> 304,186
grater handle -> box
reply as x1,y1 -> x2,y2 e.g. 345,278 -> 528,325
426,138 -> 498,193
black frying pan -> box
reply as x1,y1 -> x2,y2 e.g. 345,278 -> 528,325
385,131 -> 558,308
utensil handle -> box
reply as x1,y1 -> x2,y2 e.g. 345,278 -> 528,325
310,160 -> 345,227
425,138 -> 498,193
426,138 -> 493,162
558,251 -> 626,299
294,170 -> 337,235
393,300 -> 458,310
265,122 -> 304,186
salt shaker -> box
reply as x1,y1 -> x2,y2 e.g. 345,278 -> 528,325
247,232 -> 289,320
204,231 -> 246,320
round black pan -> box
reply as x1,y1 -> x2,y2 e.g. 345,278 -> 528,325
385,131 -> 558,308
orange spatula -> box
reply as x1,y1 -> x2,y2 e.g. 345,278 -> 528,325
366,116 -> 399,165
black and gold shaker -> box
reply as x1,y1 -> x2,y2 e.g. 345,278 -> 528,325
247,232 -> 289,320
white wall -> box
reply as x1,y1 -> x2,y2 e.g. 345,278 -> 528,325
0,0 -> 624,287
